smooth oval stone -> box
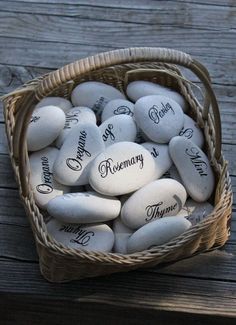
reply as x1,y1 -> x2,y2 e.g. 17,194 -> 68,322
179,114 -> 204,148
121,179 -> 187,229
101,99 -> 135,122
27,105 -> 65,151
113,217 -> 134,254
89,141 -> 156,196
46,219 -> 114,252
134,95 -> 184,143
177,199 -> 214,225
126,81 -> 188,112
169,136 -> 215,202
53,123 -> 105,186
29,147 -> 69,209
47,191 -> 121,223
71,81 -> 125,117
35,97 -> 72,113
99,115 -> 137,147
127,216 -> 191,253
55,107 -> 96,148
141,142 -> 172,178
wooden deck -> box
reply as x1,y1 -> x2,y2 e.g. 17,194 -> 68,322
0,0 -> 236,324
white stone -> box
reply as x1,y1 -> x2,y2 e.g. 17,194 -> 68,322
27,105 -> 65,151
71,81 -> 125,117
53,123 -> 105,186
141,142 -> 172,178
113,217 -> 133,254
55,107 -> 96,148
169,136 -> 215,202
99,115 -> 137,147
29,147 -> 69,209
179,114 -> 204,148
127,216 -> 191,253
177,199 -> 214,225
46,219 -> 114,252
35,97 -> 72,113
126,81 -> 188,112
47,191 -> 121,223
101,99 -> 135,122
121,179 -> 187,229
89,141 -> 156,196
134,95 -> 184,143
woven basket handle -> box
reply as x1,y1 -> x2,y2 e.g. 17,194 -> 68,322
14,47 -> 221,196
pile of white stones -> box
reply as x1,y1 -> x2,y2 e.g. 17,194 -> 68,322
27,80 -> 215,254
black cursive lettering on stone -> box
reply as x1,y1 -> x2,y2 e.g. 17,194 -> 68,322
114,105 -> 133,116
151,147 -> 159,158
179,127 -> 193,139
64,112 -> 79,129
148,102 -> 175,124
30,115 -> 40,123
66,130 -> 91,171
36,156 -> 53,194
98,155 -> 144,178
59,224 -> 94,247
102,124 -> 115,142
93,96 -> 108,115
185,147 -> 208,176
145,202 -> 177,221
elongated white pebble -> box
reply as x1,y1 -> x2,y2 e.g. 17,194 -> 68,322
121,179 -> 187,229
113,217 -> 134,254
134,95 -> 184,143
27,105 -> 65,151
29,147 -> 69,209
101,99 -> 135,122
53,123 -> 105,186
126,81 -> 188,112
127,216 -> 191,253
35,97 -> 72,113
179,114 -> 204,148
46,219 -> 114,252
89,141 -> 156,196
141,142 -> 172,178
55,107 -> 96,148
47,191 -> 121,223
71,81 -> 125,117
177,199 -> 214,225
169,136 -> 215,202
99,115 -> 137,147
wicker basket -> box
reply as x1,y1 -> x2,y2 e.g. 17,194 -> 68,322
2,47 -> 233,282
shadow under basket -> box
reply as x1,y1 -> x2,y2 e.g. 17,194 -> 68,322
2,47 -> 233,283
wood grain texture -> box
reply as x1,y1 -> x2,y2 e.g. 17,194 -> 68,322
1,0 -> 236,30
1,257 -> 236,317
1,297 -> 236,325
0,0 -> 236,321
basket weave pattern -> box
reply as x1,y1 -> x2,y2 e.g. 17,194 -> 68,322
3,48 -> 233,282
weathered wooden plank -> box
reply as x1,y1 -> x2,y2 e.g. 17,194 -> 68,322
0,225 -> 37,261
0,38 -> 235,87
1,296 -> 236,325
151,243 -> 236,281
5,0 -> 236,9
0,258 -> 236,317
0,154 -> 16,188
1,0 -> 235,30
0,12 -> 235,60
0,188 -> 26,220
